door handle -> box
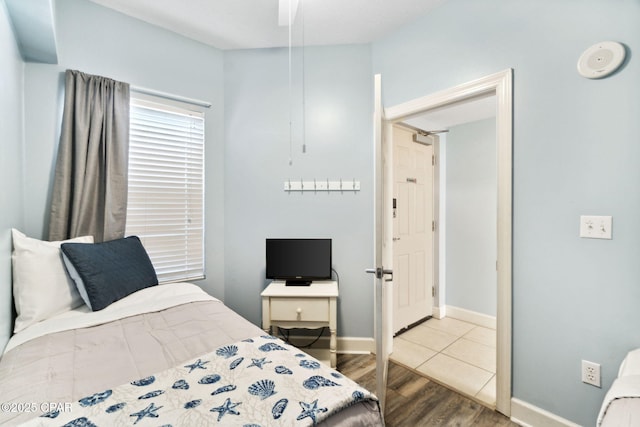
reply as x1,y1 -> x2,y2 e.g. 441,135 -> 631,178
382,269 -> 393,282
366,267 -> 393,280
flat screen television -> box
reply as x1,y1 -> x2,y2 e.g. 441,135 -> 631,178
266,238 -> 332,286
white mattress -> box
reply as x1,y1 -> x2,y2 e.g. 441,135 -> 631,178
598,349 -> 640,426
4,282 -> 216,353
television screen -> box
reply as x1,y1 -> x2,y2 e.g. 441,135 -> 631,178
266,238 -> 332,285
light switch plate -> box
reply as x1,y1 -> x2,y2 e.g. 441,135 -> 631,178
580,215 -> 612,239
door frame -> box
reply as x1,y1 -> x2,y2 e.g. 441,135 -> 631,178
383,69 -> 513,416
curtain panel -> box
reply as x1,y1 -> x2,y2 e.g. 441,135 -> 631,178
49,70 -> 130,242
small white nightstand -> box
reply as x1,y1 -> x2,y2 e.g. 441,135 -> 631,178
261,280 -> 338,368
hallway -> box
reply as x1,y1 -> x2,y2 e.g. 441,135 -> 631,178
390,317 -> 496,407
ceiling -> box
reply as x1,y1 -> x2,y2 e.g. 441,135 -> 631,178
88,0 -> 447,50
85,0 -> 494,128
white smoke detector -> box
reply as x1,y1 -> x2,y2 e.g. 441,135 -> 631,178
577,41 -> 626,79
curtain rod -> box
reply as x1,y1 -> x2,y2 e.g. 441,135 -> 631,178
130,85 -> 212,109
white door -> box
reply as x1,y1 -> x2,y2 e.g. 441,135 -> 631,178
367,74 -> 392,413
392,127 -> 434,334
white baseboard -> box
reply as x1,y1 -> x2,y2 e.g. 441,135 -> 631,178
284,334 -> 374,354
337,337 -> 375,354
445,305 -> 496,330
432,306 -> 445,319
511,398 -> 580,427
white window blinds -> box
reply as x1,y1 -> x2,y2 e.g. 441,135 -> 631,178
126,97 -> 205,283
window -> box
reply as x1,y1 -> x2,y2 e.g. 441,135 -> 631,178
126,97 -> 205,283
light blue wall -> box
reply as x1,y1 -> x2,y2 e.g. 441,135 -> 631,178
373,1 -> 640,425
223,45 -> 375,336
9,1 -> 640,423
446,118 -> 497,317
21,0 -> 226,298
0,0 -> 25,350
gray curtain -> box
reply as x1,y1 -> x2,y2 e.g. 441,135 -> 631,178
49,70 -> 130,243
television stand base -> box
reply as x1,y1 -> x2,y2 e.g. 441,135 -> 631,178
285,280 -> 312,286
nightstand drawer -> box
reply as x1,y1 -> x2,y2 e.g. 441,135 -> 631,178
270,298 -> 329,322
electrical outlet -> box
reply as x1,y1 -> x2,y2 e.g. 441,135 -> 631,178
582,360 -> 601,387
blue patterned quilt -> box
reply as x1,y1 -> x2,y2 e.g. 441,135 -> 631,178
25,335 -> 378,426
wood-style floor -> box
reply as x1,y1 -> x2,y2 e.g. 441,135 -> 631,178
338,354 -> 518,427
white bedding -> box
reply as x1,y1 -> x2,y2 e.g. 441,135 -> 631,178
598,349 -> 640,426
4,282 -> 217,353
0,283 -> 384,426
23,335 -> 377,427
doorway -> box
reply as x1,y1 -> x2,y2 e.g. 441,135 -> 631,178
376,69 -> 513,416
392,109 -> 498,407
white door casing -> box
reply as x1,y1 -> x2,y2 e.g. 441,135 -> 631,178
383,69 -> 513,416
392,127 -> 433,334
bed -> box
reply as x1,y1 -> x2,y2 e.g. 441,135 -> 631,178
0,231 -> 383,426
598,348 -> 640,427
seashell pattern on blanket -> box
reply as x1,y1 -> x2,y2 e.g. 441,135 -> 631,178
184,399 -> 202,409
230,357 -> 244,370
64,416 -> 96,426
303,375 -> 341,390
248,379 -> 277,400
172,379 -> 189,390
216,345 -> 238,359
131,376 -> 155,386
211,384 -> 237,396
78,390 -> 112,407
274,365 -> 293,375
258,342 -> 288,352
138,390 -> 164,400
299,359 -> 321,369
198,374 -> 221,385
31,335 -> 377,427
105,402 -> 126,413
272,398 -> 289,419
40,410 -> 60,419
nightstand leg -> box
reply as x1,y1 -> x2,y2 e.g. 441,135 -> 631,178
329,328 -> 337,368
261,297 -> 271,336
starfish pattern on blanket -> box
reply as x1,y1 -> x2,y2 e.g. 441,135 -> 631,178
184,358 -> 209,373
248,357 -> 272,369
30,335 -> 378,426
210,397 -> 242,421
296,399 -> 328,423
130,402 -> 163,424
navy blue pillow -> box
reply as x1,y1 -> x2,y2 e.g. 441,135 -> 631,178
60,236 -> 158,311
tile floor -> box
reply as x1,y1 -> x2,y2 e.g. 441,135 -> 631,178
389,317 -> 497,408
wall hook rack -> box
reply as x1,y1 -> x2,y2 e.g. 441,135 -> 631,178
284,178 -> 361,192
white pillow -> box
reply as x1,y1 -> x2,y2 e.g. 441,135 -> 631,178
11,229 -> 94,333
619,349 -> 640,377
